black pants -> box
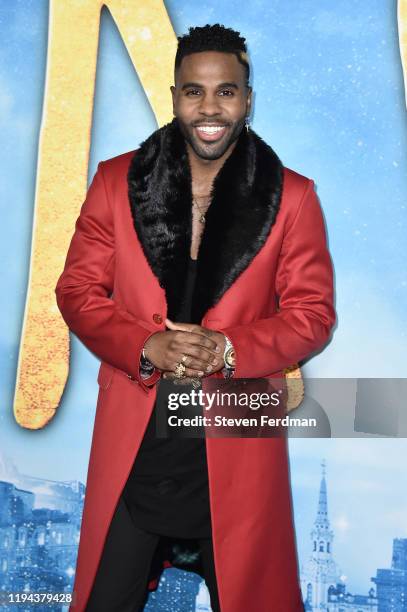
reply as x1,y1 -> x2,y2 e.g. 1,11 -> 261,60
86,495 -> 220,611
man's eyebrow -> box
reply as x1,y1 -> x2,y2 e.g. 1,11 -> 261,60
180,81 -> 240,90
217,82 -> 239,89
181,82 -> 204,90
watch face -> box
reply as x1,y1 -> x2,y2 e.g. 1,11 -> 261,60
225,348 -> 235,367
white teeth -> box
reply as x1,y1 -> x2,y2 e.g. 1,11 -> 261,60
196,126 -> 225,134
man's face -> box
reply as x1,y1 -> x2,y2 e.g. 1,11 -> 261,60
171,51 -> 252,161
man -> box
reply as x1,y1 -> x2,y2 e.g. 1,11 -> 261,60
55,24 -> 335,612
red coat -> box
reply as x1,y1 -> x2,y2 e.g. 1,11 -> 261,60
55,122 -> 335,611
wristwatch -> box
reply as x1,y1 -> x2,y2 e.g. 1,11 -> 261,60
140,347 -> 155,377
223,336 -> 235,378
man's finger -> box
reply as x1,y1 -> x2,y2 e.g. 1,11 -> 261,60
166,319 -> 212,337
163,366 -> 205,378
165,318 -> 195,332
166,319 -> 222,353
177,331 -> 220,353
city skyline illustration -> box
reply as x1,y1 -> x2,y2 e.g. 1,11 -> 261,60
1,453 -> 404,611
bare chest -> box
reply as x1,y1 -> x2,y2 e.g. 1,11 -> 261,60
190,194 -> 211,259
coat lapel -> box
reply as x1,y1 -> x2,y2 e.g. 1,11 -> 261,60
127,118 -> 283,323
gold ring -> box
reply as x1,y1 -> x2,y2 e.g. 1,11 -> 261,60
174,362 -> 186,378
181,354 -> 188,364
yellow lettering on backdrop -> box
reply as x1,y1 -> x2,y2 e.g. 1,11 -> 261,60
14,0 -> 303,429
399,0 -> 407,104
14,0 -> 176,429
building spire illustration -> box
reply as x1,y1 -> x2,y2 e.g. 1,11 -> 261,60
300,460 -> 340,609
301,460 -> 378,610
315,459 -> 329,531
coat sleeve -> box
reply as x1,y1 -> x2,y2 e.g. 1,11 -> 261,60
218,179 -> 336,378
55,161 -> 160,391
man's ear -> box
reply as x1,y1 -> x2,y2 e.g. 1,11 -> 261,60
170,85 -> 176,115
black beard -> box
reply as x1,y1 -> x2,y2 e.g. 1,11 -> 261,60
176,117 -> 246,161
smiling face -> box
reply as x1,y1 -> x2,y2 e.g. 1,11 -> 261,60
171,51 -> 252,162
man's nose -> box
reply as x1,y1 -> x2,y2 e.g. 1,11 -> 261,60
198,93 -> 221,116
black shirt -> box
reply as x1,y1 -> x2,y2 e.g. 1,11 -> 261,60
122,257 -> 212,538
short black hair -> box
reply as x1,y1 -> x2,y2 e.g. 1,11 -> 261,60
175,24 -> 250,87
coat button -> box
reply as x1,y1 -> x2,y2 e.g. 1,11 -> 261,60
152,313 -> 163,324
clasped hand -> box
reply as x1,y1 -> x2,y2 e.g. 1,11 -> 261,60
143,318 -> 226,381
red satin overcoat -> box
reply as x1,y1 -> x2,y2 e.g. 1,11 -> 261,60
55,150 -> 335,611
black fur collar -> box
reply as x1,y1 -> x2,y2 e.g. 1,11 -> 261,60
127,118 -> 283,323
